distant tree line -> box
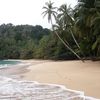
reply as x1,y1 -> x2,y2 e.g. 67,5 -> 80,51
0,24 -> 75,60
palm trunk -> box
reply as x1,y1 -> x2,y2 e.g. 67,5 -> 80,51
69,29 -> 80,49
67,14 -> 81,49
65,40 -> 70,46
50,19 -> 84,62
70,29 -> 85,57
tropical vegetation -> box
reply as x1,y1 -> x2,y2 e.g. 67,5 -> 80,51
0,0 -> 100,60
42,0 -> 100,60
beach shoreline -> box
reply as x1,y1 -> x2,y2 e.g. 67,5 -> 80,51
0,59 -> 100,98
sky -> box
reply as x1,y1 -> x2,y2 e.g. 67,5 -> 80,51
0,0 -> 77,28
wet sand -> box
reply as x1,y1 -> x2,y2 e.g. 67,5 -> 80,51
0,60 -> 100,98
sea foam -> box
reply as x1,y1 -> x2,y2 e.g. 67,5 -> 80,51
0,76 -> 99,100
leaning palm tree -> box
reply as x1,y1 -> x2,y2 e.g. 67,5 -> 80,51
42,1 -> 83,61
58,4 -> 81,49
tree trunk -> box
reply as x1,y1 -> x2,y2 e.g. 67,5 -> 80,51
50,19 -> 84,62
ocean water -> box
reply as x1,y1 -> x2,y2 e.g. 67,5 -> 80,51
0,60 -> 21,68
0,76 -> 98,100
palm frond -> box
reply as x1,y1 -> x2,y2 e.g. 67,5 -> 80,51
42,6 -> 48,10
41,11 -> 47,15
42,11 -> 48,18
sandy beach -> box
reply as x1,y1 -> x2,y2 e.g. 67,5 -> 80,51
20,60 -> 100,98
0,60 -> 100,99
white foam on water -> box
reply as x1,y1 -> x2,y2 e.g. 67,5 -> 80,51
0,64 -> 9,68
0,76 -> 99,100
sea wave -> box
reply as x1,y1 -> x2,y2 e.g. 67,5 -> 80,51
0,76 -> 99,100
0,60 -> 21,68
0,64 -> 8,68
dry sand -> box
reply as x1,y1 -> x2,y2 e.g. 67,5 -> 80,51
20,60 -> 100,98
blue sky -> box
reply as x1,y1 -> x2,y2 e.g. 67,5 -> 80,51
0,0 -> 77,28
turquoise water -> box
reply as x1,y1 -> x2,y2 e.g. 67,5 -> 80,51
0,60 -> 21,68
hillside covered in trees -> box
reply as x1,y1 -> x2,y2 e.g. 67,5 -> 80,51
0,24 -> 52,59
0,24 -> 73,60
0,0 -> 100,60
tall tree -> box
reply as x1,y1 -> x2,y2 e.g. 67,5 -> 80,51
74,0 -> 100,57
42,1 -> 83,61
57,4 -> 81,50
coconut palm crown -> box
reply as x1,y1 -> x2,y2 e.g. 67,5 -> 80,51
42,1 -> 57,24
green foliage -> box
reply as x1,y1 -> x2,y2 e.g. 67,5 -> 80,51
42,1 -> 83,61
0,24 -> 51,59
74,0 -> 100,57
0,0 -> 100,60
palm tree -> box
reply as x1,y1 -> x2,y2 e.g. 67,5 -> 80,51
74,0 -> 100,58
58,4 -> 81,50
91,11 -> 100,56
42,1 -> 83,61
42,1 -> 57,24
